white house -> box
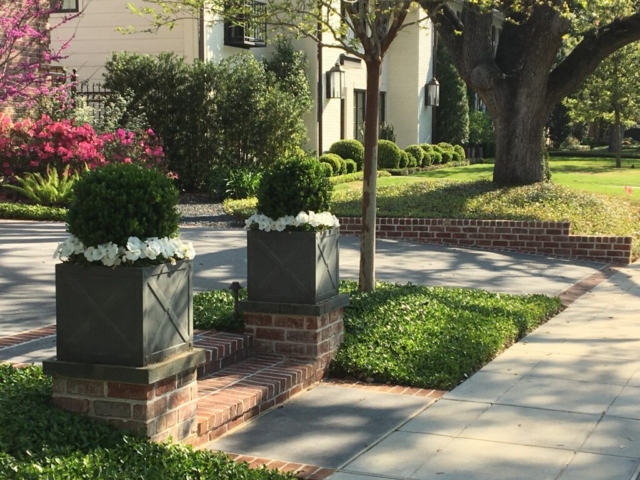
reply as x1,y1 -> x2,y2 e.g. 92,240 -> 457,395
51,0 -> 439,151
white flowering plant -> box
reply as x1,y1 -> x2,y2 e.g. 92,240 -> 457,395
54,235 -> 196,267
244,211 -> 340,232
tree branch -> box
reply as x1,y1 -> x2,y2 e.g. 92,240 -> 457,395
547,11 -> 640,106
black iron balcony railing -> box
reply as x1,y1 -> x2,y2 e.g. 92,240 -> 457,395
224,1 -> 267,48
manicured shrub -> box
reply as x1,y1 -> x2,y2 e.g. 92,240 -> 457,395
344,159 -> 358,174
319,161 -> 334,177
0,202 -> 67,221
257,156 -> 333,218
404,145 -> 423,167
329,139 -> 365,171
319,153 -> 344,176
420,144 -> 435,166
437,142 -> 454,151
451,150 -> 463,162
441,150 -> 454,164
377,140 -> 402,169
432,145 -> 445,164
453,144 -> 466,161
399,150 -> 410,168
66,162 -> 180,247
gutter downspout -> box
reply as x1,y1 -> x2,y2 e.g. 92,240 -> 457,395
317,19 -> 323,154
198,6 -> 205,61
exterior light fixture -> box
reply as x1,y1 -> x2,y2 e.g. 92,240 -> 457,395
326,63 -> 345,99
425,77 -> 440,106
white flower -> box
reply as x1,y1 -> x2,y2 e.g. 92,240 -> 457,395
294,211 -> 310,227
144,238 -> 162,260
101,243 -> 121,267
184,241 -> 196,260
54,234 -> 196,267
84,246 -> 104,262
273,218 -> 287,232
245,210 -> 339,232
53,236 -> 84,259
124,236 -> 145,261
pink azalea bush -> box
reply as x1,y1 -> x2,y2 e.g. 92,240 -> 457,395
0,114 -> 166,179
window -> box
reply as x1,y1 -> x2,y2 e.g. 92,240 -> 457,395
224,0 -> 267,48
353,90 -> 387,142
53,0 -> 79,12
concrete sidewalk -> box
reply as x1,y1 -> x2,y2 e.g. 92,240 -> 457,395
210,262 -> 640,480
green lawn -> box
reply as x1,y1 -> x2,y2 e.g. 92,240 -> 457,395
334,157 -> 640,204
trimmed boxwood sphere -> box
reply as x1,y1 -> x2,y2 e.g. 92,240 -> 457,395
377,140 -> 401,169
344,159 -> 357,174
329,139 -> 365,171
399,150 -> 410,168
319,153 -> 344,176
405,145 -> 424,167
257,156 -> 333,219
66,163 -> 180,247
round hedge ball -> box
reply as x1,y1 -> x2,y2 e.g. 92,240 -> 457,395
66,163 -> 180,247
377,140 -> 402,169
329,139 -> 365,171
257,156 -> 333,219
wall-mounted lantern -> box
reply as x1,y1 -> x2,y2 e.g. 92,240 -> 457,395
425,77 -> 440,106
326,63 -> 346,99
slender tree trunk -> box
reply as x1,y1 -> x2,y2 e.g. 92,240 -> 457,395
614,108 -> 622,168
492,106 -> 550,185
359,58 -> 382,292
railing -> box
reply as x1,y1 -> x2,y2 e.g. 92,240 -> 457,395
224,1 -> 267,48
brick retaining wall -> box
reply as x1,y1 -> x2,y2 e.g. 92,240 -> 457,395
338,217 -> 633,264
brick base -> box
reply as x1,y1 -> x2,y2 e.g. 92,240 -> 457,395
44,350 -> 205,444
51,368 -> 199,443
239,295 -> 349,381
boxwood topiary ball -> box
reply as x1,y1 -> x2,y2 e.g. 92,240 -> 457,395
329,139 -> 365,171
66,163 -> 180,247
377,140 -> 401,169
257,156 -> 333,219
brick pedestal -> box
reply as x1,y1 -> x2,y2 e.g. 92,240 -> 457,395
239,295 -> 349,379
43,349 -> 204,444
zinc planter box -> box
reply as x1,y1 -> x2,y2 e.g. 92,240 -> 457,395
247,228 -> 340,305
55,260 -> 193,367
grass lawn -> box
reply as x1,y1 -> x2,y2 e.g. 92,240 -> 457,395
390,156 -> 640,204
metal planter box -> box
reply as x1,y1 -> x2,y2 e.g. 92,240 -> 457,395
247,228 -> 340,305
55,261 -> 193,367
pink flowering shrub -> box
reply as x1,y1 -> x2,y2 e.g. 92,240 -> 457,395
0,114 -> 166,179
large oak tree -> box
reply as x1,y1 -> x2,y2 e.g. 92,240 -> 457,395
419,1 -> 640,185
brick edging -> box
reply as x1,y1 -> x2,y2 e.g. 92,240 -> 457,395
227,453 -> 334,480
338,217 -> 633,265
0,325 -> 56,350
322,379 -> 446,398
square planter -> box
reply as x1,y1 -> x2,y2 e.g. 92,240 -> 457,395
247,228 -> 340,305
55,260 -> 193,367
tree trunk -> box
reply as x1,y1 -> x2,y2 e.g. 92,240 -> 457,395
359,58 -> 382,292
492,106 -> 549,185
614,109 -> 622,168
